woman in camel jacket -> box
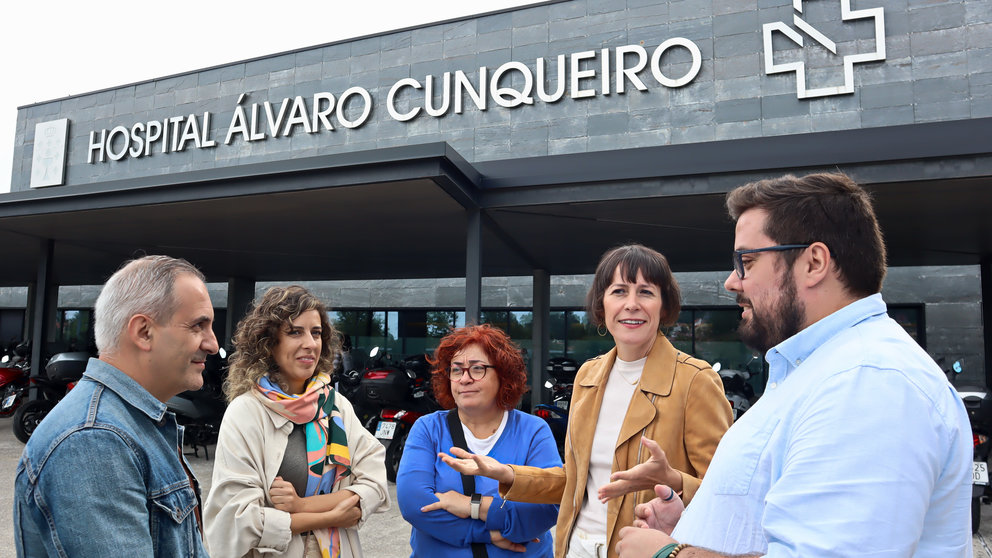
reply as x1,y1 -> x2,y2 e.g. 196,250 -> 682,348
443,245 -> 732,558
503,331 -> 729,557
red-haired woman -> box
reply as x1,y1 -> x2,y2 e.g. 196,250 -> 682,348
396,324 -> 561,557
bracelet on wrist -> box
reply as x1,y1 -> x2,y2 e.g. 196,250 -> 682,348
470,493 -> 482,520
652,542 -> 692,558
652,543 -> 678,558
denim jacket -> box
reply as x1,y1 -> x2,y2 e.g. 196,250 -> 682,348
13,358 -> 208,557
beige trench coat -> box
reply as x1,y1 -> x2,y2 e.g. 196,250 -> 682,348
204,390 -> 389,558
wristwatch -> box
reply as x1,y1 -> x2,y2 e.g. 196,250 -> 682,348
470,493 -> 482,520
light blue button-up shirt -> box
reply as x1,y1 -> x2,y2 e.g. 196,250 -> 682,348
672,294 -> 973,557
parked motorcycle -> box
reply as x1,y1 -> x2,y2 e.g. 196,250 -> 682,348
534,357 -> 578,460
12,351 -> 87,443
363,349 -> 439,482
0,341 -> 31,418
166,351 -> 228,459
946,359 -> 992,533
713,361 -> 755,421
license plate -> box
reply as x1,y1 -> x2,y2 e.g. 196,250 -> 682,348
975,461 -> 989,485
375,420 -> 397,440
555,400 -> 568,410
1,394 -> 15,410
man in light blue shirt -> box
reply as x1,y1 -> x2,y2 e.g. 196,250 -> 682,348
616,173 -> 973,557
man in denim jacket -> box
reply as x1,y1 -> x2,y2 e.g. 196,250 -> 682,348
14,255 -> 219,557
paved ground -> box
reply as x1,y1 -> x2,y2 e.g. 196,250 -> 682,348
0,419 -> 412,558
0,419 -> 990,557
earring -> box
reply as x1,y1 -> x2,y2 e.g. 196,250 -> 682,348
597,325 -> 608,337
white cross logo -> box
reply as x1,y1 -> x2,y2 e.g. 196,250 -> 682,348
763,0 -> 886,99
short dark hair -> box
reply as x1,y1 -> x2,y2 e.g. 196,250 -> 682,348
726,172 -> 886,297
585,244 -> 682,328
429,324 -> 528,410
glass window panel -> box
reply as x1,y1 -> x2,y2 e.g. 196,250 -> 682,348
385,311 -> 400,355
668,310 -> 694,354
888,305 -> 924,346
56,309 -> 93,352
548,311 -> 566,359
426,311 -> 457,338
508,311 -> 532,340
564,311 -> 614,362
481,310 -> 509,331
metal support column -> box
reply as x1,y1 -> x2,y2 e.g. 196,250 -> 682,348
225,278 -> 256,353
531,268 -> 550,411
29,239 -> 54,378
981,256 -> 992,389
466,208 -> 482,325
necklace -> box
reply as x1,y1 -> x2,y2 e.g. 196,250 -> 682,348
616,369 -> 641,386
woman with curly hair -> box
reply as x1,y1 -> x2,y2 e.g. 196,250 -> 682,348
204,286 -> 388,558
396,324 -> 561,557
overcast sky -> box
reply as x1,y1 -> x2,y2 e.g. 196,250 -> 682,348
0,0 -> 539,193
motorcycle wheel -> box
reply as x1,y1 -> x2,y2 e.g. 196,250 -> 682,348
974,495 -> 981,534
12,399 -> 55,443
385,426 -> 408,483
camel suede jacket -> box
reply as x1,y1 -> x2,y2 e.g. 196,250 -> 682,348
502,334 -> 733,558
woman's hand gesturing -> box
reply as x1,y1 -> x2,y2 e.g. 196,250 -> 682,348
439,447 -> 515,485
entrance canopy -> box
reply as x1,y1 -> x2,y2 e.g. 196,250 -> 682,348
0,118 -> 990,287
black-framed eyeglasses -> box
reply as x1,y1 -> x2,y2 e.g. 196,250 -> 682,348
732,244 -> 810,280
448,364 -> 495,381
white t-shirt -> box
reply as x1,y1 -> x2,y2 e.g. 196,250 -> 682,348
463,410 -> 509,456
574,356 -> 645,535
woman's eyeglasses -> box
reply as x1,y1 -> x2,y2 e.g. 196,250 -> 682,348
448,364 -> 494,381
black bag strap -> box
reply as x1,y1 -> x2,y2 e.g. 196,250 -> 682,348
445,409 -> 488,558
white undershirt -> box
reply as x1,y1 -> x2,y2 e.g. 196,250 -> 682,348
462,410 -> 509,456
574,356 -> 645,536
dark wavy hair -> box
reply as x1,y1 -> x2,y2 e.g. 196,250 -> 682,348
428,324 -> 528,410
224,285 -> 340,401
586,244 -> 682,329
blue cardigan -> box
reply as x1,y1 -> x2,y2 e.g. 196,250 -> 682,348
397,409 -> 561,557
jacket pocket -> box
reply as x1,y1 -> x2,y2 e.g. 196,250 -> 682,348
150,484 -> 199,556
151,485 -> 198,523
710,418 -> 780,496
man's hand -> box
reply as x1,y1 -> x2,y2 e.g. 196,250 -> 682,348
599,437 -> 680,502
439,447 -> 515,484
420,490 -> 471,518
633,484 -> 684,534
616,525 -> 676,558
270,476 -> 305,513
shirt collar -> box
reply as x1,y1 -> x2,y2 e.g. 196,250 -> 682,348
83,358 -> 169,423
766,293 -> 887,383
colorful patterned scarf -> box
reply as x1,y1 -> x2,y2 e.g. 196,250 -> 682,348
255,372 -> 352,557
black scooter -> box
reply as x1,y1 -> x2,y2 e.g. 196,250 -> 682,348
946,359 -> 992,533
12,351 -> 88,443
362,349 -> 439,482
166,352 -> 228,459
534,357 -> 578,460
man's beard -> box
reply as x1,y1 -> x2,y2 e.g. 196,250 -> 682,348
737,273 -> 805,354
